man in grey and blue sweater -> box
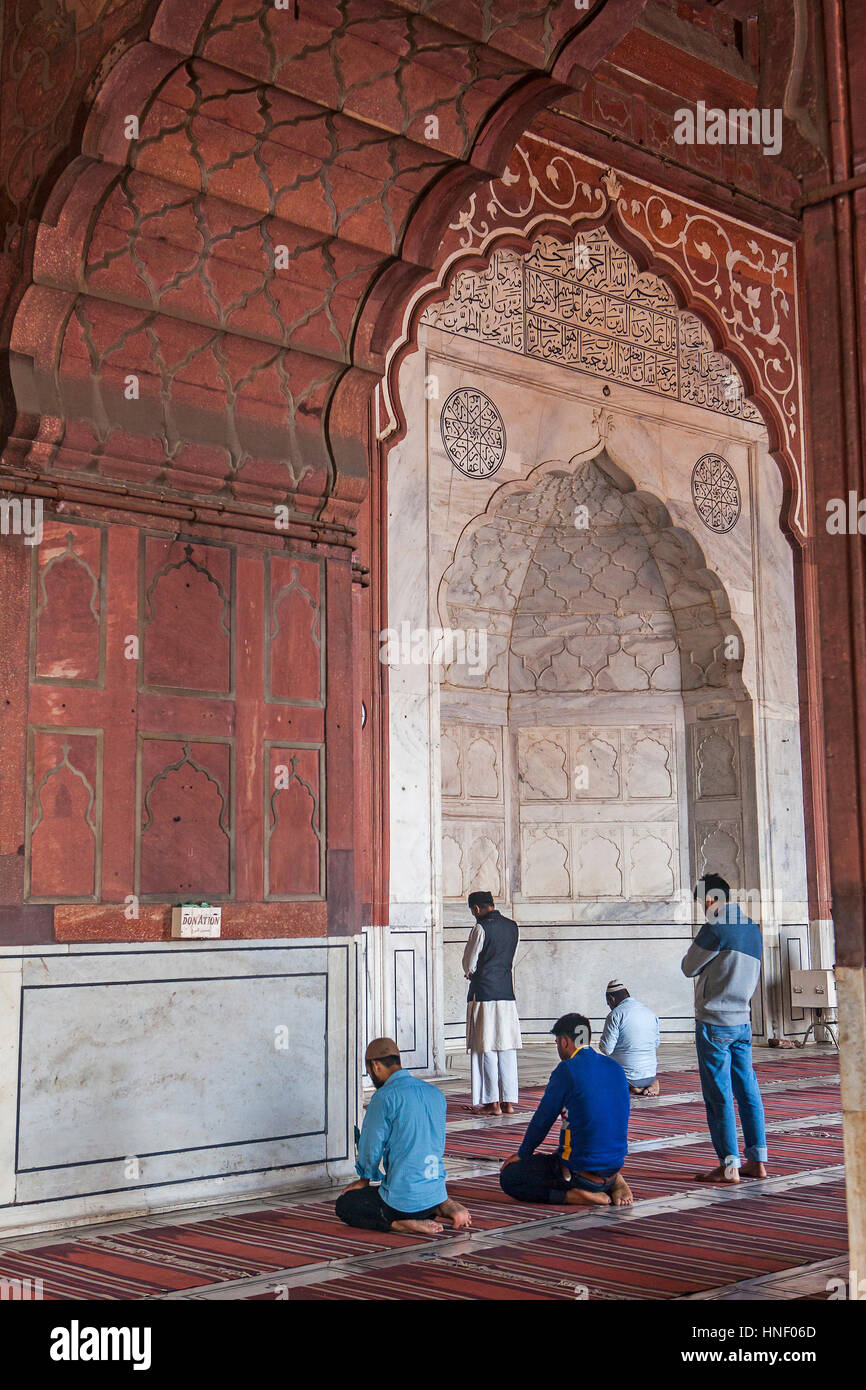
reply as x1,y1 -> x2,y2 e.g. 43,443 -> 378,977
681,874 -> 768,1184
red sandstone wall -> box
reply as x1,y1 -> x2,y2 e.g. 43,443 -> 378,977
0,508 -> 367,943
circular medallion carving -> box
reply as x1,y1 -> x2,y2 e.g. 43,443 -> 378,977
440,388 -> 506,478
691,454 -> 741,533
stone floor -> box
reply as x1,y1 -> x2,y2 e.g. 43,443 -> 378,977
0,1041 -> 845,1300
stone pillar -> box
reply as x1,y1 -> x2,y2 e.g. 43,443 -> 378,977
800,0 -> 866,1285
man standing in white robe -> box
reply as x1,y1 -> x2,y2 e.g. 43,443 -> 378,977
462,891 -> 522,1115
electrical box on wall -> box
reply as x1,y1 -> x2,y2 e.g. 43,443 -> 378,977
790,968 -> 836,1010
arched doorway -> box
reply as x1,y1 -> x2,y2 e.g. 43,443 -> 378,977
384,222 -> 813,1066
438,448 -> 759,1040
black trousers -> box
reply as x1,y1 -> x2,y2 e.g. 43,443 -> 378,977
335,1185 -> 441,1232
500,1152 -> 620,1204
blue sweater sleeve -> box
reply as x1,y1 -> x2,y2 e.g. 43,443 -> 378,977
356,1088 -> 390,1181
518,1063 -> 569,1158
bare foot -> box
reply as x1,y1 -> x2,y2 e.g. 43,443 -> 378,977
694,1165 -> 740,1184
485,1102 -> 502,1116
391,1218 -> 444,1235
500,1102 -> 516,1115
565,1187 -> 612,1207
611,1174 -> 634,1206
740,1159 -> 768,1179
641,1080 -> 660,1097
437,1198 -> 471,1229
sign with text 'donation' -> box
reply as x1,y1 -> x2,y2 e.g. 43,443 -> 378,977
171,904 -> 222,939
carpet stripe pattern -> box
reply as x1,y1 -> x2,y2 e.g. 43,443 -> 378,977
445,1056 -> 839,1114
287,1182 -> 848,1301
444,1083 -> 842,1157
0,1052 -> 845,1301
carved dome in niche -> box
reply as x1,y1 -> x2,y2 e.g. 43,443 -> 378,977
442,452 -> 739,695
422,227 -> 762,423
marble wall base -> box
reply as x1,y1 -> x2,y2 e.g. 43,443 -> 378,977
443,923 -> 695,1044
0,938 -> 361,1236
363,924 -> 433,1074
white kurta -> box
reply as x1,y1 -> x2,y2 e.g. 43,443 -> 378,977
462,921 -> 523,1054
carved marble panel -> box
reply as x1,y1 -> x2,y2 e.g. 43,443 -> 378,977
517,729 -> 570,801
628,826 -> 677,900
574,825 -> 624,899
624,728 -> 674,799
521,825 -> 571,899
694,724 -> 740,800
697,820 -> 743,890
424,227 -> 760,425
441,819 -> 504,900
441,724 -> 503,804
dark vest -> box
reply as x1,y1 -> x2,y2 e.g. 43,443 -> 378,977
468,911 -> 519,1003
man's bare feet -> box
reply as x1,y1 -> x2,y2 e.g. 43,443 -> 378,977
633,1080 -> 660,1097
610,1173 -> 634,1206
565,1187 -> 612,1206
740,1159 -> 768,1179
391,1218 -> 444,1235
500,1102 -> 516,1115
462,1103 -> 501,1115
486,1102 -> 503,1116
694,1165 -> 740,1184
437,1198 -> 471,1229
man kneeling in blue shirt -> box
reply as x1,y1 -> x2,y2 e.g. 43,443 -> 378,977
336,1037 -> 471,1236
500,1013 -> 633,1207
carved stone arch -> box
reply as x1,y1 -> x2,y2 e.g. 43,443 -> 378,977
380,158 -> 806,542
2,0 -> 649,537
437,446 -> 749,701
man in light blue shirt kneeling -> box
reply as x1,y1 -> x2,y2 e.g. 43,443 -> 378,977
336,1037 -> 471,1236
599,980 -> 661,1096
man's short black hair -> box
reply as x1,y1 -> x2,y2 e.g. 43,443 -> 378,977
468,891 -> 495,910
694,873 -> 731,903
551,1012 -> 591,1045
371,1055 -> 400,1070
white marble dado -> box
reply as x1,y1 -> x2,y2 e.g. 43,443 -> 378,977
443,924 -> 695,1042
0,939 -> 360,1234
362,925 -> 432,1073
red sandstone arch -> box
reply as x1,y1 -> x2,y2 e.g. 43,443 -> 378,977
1,0 -> 650,542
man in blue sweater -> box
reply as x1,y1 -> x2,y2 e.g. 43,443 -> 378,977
336,1037 -> 471,1235
682,874 -> 768,1184
500,1013 -> 633,1207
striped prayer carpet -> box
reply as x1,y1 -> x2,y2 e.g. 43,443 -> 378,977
443,1083 -> 842,1157
444,1054 -> 839,1115
287,1180 -> 847,1300
0,1179 -> 552,1301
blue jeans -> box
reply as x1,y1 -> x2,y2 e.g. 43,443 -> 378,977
695,1022 -> 768,1168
